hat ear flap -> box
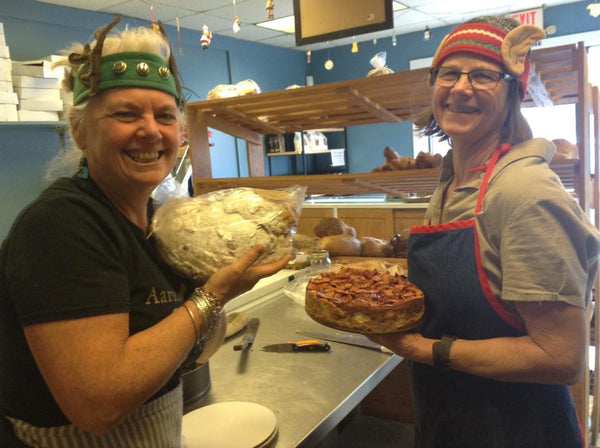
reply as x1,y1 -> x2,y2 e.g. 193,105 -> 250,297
431,34 -> 450,68
501,25 -> 545,76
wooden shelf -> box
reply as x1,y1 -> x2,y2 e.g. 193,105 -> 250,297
193,160 -> 579,197
186,69 -> 431,138
192,168 -> 439,197
267,151 -> 302,157
524,43 -> 584,107
187,43 -> 588,201
266,149 -> 344,157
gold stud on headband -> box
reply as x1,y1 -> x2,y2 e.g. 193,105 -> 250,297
158,66 -> 171,79
113,61 -> 127,74
136,62 -> 150,76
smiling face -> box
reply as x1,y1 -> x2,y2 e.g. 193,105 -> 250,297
74,87 -> 181,201
432,53 -> 511,150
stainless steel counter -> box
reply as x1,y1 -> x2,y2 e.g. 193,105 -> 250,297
184,286 -> 401,447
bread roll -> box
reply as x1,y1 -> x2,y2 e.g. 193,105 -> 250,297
318,234 -> 362,256
552,139 -> 579,161
390,157 -> 417,170
383,146 -> 400,162
292,233 -> 321,254
415,151 -> 443,169
359,237 -> 394,257
314,217 -> 356,238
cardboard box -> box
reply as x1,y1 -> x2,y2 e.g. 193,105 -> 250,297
0,65 -> 11,81
14,86 -> 61,101
18,109 -> 59,122
0,91 -> 18,104
18,98 -> 63,111
0,104 -> 18,121
12,56 -> 67,79
0,80 -> 13,93
12,75 -> 61,89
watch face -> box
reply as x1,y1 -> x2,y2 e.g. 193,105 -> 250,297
324,59 -> 334,70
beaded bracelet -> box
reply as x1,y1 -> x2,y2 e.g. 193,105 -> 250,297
189,287 -> 223,343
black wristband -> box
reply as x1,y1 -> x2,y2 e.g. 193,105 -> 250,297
432,335 -> 457,370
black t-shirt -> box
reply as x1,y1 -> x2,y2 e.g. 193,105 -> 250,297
0,176 -> 189,427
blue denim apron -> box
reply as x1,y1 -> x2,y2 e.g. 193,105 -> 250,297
407,144 -> 583,448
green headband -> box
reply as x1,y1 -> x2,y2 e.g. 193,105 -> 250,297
72,51 -> 180,105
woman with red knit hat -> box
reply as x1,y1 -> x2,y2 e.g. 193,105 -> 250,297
369,16 -> 599,447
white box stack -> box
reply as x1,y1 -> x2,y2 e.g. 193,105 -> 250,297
0,23 -> 18,122
12,54 -> 68,122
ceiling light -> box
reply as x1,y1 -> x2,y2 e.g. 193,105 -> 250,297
256,15 -> 295,33
393,1 -> 408,11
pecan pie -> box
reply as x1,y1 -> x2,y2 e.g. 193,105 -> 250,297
305,267 -> 424,334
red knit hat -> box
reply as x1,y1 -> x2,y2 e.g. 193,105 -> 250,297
431,22 -> 531,98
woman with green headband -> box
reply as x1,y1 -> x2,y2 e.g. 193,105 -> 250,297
0,17 -> 289,447
369,16 -> 599,447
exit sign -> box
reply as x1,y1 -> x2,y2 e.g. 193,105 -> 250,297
509,8 -> 544,28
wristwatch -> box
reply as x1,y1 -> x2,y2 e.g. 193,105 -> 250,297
432,335 -> 457,370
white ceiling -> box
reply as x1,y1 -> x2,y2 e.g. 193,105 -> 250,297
35,0 -> 585,51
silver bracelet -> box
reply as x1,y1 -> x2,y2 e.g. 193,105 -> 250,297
190,288 -> 223,343
182,302 -> 201,346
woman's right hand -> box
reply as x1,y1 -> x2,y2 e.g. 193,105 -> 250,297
202,245 -> 291,303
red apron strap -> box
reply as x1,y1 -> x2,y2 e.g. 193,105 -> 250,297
475,143 -> 511,214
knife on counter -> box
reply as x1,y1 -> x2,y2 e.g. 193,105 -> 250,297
262,340 -> 331,352
296,330 -> 393,354
233,317 -> 260,351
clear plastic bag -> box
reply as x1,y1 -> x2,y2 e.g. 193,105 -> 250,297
150,186 -> 307,282
283,270 -> 311,306
151,174 -> 190,208
367,51 -> 394,77
206,79 -> 261,100
283,250 -> 331,307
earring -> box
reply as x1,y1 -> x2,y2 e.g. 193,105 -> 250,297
78,157 -> 88,179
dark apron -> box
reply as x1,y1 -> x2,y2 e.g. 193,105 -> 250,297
407,145 -> 583,448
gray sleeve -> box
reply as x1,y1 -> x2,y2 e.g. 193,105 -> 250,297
500,196 -> 599,309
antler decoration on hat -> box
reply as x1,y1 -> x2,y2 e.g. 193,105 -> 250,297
501,25 -> 546,77
68,15 -> 122,97
157,20 -> 183,103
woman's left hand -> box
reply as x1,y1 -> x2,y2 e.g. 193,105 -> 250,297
368,331 -> 445,367
202,245 -> 291,303
368,332 -> 429,360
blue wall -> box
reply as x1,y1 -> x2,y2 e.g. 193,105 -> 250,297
1,0 -> 598,240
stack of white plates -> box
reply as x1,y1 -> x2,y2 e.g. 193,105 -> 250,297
182,401 -> 278,448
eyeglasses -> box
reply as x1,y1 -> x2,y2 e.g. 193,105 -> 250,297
430,67 -> 513,90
